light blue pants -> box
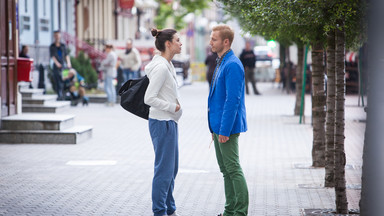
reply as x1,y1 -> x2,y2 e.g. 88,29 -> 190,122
123,68 -> 139,82
104,75 -> 116,103
149,119 -> 178,216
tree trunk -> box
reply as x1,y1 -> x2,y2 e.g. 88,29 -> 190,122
279,44 -> 286,90
324,30 -> 336,187
311,42 -> 326,167
334,21 -> 348,214
294,44 -> 304,115
286,47 -> 292,94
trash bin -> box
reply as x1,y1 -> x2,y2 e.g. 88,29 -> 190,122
17,58 -> 34,82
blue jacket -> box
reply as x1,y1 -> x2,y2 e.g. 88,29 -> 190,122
208,50 -> 247,137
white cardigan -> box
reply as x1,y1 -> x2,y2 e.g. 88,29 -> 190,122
144,55 -> 182,122
100,51 -> 117,77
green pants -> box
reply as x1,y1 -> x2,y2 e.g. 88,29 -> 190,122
213,133 -> 249,216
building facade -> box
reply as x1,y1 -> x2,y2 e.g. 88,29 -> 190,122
1,0 -> 18,117
18,0 -> 76,66
75,0 -> 157,52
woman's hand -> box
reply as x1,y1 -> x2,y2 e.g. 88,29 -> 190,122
175,104 -> 181,112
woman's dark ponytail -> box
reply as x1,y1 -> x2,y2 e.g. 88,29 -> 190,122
151,28 -> 177,52
151,29 -> 161,38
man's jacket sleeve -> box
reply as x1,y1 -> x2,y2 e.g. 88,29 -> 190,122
219,62 -> 244,136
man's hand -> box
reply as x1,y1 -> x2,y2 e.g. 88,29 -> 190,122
219,135 -> 229,143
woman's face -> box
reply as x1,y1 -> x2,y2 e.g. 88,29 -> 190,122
169,33 -> 182,55
23,46 -> 29,54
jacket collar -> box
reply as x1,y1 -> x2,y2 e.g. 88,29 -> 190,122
209,50 -> 234,97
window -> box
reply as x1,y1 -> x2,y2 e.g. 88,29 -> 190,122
39,18 -> 50,32
22,16 -> 31,31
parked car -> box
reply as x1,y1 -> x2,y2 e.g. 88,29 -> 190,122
254,46 -> 273,62
172,54 -> 191,87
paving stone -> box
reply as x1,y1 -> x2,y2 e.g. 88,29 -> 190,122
0,82 -> 364,215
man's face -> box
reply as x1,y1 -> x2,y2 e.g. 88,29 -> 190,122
209,31 -> 224,54
54,32 -> 61,42
126,42 -> 132,50
245,42 -> 251,50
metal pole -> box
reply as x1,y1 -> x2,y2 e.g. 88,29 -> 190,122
299,45 -> 309,124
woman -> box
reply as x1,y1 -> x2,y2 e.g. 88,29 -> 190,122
19,45 -> 30,58
144,28 -> 182,216
100,44 -> 118,106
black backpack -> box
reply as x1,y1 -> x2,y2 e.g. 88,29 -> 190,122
119,76 -> 150,120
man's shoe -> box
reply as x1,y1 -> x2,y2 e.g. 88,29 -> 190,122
168,212 -> 179,216
217,214 -> 223,216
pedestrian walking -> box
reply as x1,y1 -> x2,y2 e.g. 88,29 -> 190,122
100,44 -> 118,106
50,30 -> 72,100
208,24 -> 249,216
144,28 -> 183,216
118,38 -> 142,81
240,41 -> 260,95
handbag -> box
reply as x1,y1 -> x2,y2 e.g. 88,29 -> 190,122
118,75 -> 150,120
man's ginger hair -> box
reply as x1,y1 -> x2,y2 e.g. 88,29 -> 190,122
212,24 -> 234,45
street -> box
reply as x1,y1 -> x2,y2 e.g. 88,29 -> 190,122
0,82 -> 365,216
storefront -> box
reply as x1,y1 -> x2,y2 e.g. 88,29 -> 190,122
1,0 -> 18,117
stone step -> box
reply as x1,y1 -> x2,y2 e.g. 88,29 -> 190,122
22,101 -> 71,113
19,88 -> 45,98
88,94 -> 120,103
18,82 -> 32,89
22,95 -> 57,105
1,114 -> 75,131
0,125 -> 93,144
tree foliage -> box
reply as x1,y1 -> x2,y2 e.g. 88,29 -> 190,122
218,0 -> 366,48
154,0 -> 209,30
70,52 -> 98,88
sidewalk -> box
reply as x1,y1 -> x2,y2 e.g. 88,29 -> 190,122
0,82 -> 365,216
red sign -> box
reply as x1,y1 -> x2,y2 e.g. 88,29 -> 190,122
120,0 -> 134,9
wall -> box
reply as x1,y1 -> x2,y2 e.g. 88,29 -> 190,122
76,0 -> 116,51
18,0 -> 76,66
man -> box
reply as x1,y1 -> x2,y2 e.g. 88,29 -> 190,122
240,41 -> 260,95
62,69 -> 89,106
208,24 -> 249,216
50,30 -> 71,100
118,38 -> 142,81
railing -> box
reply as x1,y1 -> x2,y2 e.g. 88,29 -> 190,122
61,32 -> 106,64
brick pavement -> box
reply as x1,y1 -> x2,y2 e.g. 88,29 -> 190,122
0,82 -> 365,216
